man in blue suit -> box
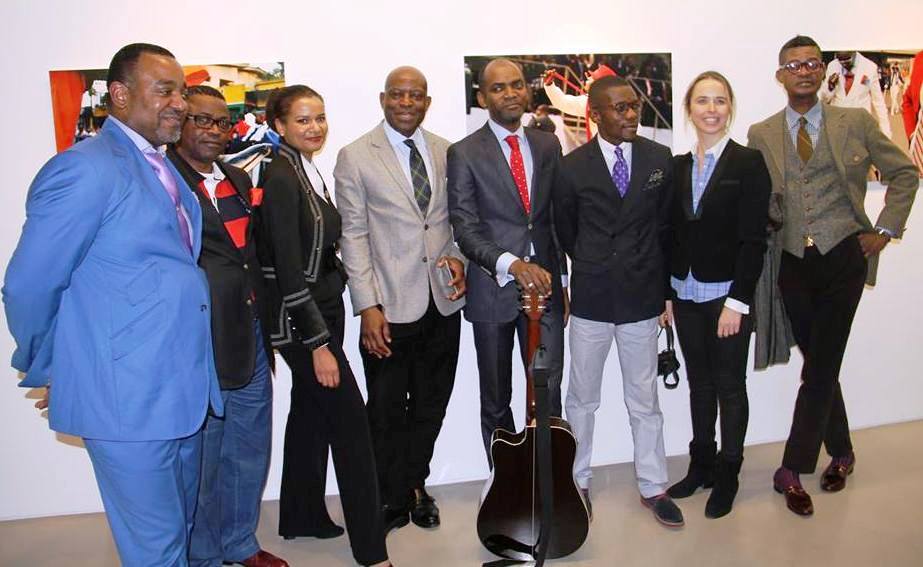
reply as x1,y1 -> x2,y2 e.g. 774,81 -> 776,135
3,43 -> 222,566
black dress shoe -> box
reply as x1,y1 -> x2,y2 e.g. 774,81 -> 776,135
820,453 -> 855,492
641,494 -> 684,527
410,489 -> 440,528
382,505 -> 410,534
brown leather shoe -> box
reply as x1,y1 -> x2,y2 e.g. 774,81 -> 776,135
773,468 -> 813,516
240,549 -> 290,567
820,454 -> 855,492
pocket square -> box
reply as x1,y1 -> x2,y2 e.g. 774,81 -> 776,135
643,169 -> 665,190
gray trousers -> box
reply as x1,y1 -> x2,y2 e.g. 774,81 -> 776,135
565,315 -> 668,498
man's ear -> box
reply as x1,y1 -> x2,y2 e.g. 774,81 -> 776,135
109,81 -> 130,112
476,90 -> 486,109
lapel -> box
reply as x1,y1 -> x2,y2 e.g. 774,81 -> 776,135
477,122 -> 527,215
421,128 -> 447,205
676,153 -> 694,219
759,110 -> 787,185
105,121 -> 200,259
823,104 -> 849,179
524,127 -> 544,214
369,122 -> 423,220
620,137 -> 651,216
693,140 -> 734,219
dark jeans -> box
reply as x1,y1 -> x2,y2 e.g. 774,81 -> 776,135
277,296 -> 387,566
361,297 -> 460,509
189,321 -> 272,566
673,297 -> 752,460
778,234 -> 867,473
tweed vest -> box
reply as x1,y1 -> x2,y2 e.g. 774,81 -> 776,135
782,124 -> 862,256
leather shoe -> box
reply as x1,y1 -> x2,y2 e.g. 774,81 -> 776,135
773,467 -> 813,516
240,549 -> 289,567
641,494 -> 684,527
383,505 -> 410,534
580,488 -> 592,522
820,453 -> 855,492
410,489 -> 440,528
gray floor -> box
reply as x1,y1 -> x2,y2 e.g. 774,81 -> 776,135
2,421 -> 922,566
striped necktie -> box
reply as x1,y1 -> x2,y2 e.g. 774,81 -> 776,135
404,139 -> 431,214
797,116 -> 813,164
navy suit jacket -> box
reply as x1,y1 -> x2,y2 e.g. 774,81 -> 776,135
3,119 -> 222,441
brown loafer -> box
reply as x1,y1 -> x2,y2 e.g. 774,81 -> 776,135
240,549 -> 289,567
773,481 -> 814,516
820,454 -> 855,492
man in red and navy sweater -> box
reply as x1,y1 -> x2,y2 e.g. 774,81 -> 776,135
168,85 -> 287,567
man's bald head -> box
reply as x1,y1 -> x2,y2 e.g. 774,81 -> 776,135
380,65 -> 431,137
478,58 -> 524,93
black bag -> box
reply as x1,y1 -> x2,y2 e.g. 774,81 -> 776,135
657,324 -> 681,390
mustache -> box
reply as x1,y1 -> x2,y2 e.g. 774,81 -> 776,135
160,109 -> 185,121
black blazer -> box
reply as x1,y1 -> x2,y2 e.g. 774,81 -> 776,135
669,139 -> 771,306
256,140 -> 346,350
556,135 -> 673,325
167,148 -> 273,390
447,122 -> 567,323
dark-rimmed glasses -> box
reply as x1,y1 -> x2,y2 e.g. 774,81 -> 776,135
187,114 -> 233,132
779,59 -> 824,74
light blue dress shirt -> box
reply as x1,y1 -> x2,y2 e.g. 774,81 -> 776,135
382,120 -> 434,191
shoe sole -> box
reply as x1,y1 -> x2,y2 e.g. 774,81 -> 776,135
640,497 -> 685,528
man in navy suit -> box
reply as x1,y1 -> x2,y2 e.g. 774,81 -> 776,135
3,44 -> 221,566
447,58 -> 568,461
556,75 -> 682,527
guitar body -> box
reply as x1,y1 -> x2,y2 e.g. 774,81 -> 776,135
477,418 -> 590,560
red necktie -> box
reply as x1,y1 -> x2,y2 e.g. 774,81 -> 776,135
844,72 -> 855,95
504,135 -> 530,214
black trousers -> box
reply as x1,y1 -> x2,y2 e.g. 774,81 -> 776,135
778,234 -> 867,473
361,297 -> 461,509
277,295 -> 387,566
673,296 -> 752,461
472,307 -> 564,463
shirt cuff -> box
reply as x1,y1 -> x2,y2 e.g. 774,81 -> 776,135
561,275 -> 569,288
495,252 -> 518,287
724,297 -> 750,315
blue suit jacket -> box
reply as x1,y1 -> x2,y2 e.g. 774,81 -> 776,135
3,119 -> 222,441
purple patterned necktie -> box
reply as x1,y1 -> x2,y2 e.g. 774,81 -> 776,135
144,150 -> 193,254
612,146 -> 629,197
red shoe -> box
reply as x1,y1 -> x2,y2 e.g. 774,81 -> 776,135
240,549 -> 289,567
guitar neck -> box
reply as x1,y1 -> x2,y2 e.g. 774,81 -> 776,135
525,317 -> 541,424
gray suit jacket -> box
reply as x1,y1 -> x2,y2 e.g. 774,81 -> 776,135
334,122 -> 465,324
748,104 -> 918,286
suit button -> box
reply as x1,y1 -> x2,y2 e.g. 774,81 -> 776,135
243,263 -> 249,270
528,223 -> 533,230
422,256 -> 428,263
200,305 -> 208,312
802,178 -> 809,184
424,224 -> 429,230
523,255 -> 531,263
246,299 -> 253,306
612,252 -> 617,257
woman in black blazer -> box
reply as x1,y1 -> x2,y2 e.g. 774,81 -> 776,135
258,85 -> 390,566
665,72 -> 771,518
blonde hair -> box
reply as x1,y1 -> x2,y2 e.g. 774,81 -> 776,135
683,70 -> 736,127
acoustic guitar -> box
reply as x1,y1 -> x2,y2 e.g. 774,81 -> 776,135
476,290 -> 590,562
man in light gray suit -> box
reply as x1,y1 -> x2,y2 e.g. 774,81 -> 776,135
749,35 -> 918,517
334,66 -> 466,534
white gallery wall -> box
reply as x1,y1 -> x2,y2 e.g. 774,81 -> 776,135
1,0 -> 921,520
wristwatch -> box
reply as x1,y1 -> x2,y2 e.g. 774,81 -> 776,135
875,227 -> 892,240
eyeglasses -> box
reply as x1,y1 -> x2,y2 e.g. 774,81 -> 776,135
186,114 -> 233,132
605,101 -> 643,115
779,59 -> 824,74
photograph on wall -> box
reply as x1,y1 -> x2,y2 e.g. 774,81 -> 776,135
464,53 -> 672,154
48,62 -> 286,169
819,50 -> 922,155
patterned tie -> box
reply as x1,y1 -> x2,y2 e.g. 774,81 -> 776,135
797,116 -> 814,164
612,146 -> 629,197
504,135 -> 531,214
403,139 -> 431,214
144,150 -> 193,254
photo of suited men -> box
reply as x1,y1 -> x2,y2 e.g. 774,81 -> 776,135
751,35 -> 918,517
555,75 -> 683,527
167,85 -> 287,567
334,66 -> 467,533
447,58 -> 568,461
3,43 -> 223,565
